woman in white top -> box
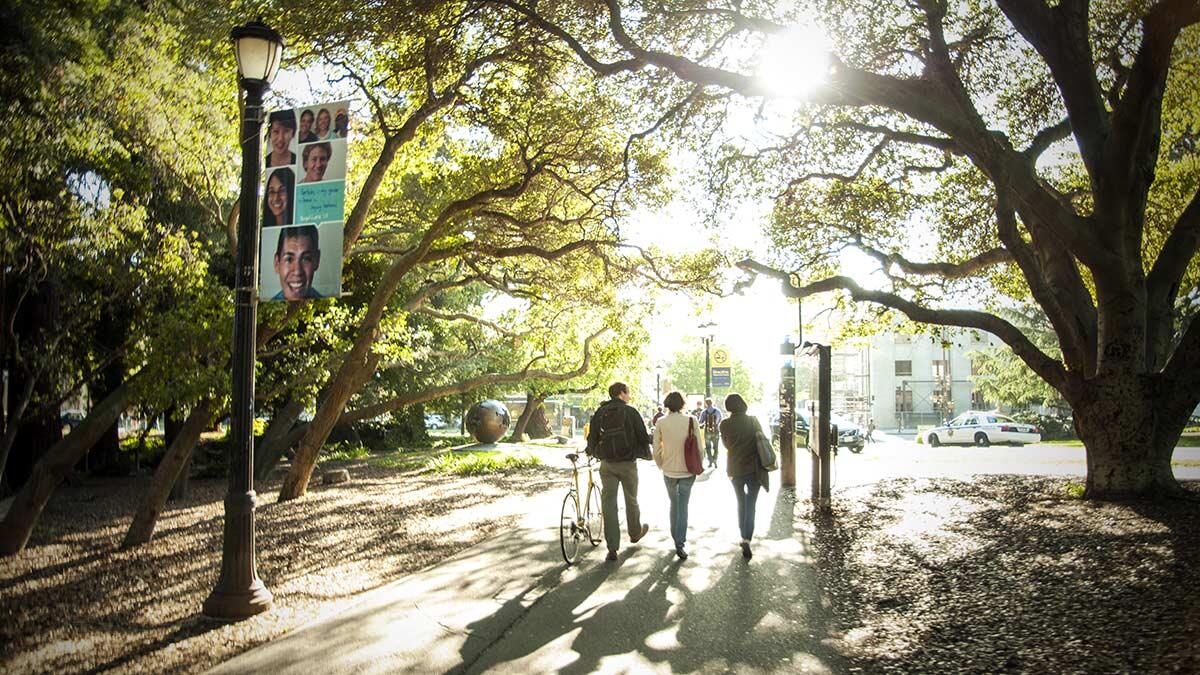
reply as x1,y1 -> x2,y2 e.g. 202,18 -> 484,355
652,391 -> 703,560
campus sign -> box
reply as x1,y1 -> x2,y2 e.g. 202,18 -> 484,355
712,367 -> 732,388
258,100 -> 350,301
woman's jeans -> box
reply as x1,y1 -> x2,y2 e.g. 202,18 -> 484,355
731,473 -> 761,541
662,475 -> 696,548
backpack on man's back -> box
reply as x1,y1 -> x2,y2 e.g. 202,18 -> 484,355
589,403 -> 636,461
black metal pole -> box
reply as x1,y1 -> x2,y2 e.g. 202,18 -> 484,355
656,373 -> 661,405
818,344 -> 832,510
203,80 -> 273,620
704,337 -> 712,399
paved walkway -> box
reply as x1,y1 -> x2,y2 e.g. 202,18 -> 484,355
210,447 -> 842,674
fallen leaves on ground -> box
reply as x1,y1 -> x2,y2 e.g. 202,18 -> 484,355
0,457 -> 562,674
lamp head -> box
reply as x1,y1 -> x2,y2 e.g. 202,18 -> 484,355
231,19 -> 285,88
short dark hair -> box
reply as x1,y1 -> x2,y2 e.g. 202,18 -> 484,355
724,393 -> 748,414
664,391 -> 685,412
268,109 -> 296,131
275,225 -> 319,258
608,382 -> 629,399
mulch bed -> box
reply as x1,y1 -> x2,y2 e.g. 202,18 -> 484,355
811,475 -> 1200,673
0,458 -> 562,674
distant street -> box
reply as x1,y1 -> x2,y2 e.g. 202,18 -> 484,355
820,432 -> 1200,489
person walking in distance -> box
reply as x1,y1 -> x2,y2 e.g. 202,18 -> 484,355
699,397 -> 723,468
652,391 -> 701,560
586,382 -> 652,561
719,393 -> 769,559
866,418 -> 877,443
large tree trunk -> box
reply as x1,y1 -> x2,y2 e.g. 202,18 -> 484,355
1072,374 -> 1187,499
164,407 -> 190,501
510,393 -> 538,441
122,401 -> 214,548
0,379 -> 133,555
278,350 -> 380,501
527,403 -> 553,439
254,396 -> 306,481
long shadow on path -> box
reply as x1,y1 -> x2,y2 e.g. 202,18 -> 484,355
463,485 -> 845,673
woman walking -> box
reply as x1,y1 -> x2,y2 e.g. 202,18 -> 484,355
652,391 -> 702,560
719,394 -> 769,559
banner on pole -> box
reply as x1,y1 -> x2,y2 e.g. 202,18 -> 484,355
259,101 -> 351,302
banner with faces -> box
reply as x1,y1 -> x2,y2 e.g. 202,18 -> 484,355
259,101 -> 351,302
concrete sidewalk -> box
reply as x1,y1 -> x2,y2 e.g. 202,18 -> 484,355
210,456 -> 842,674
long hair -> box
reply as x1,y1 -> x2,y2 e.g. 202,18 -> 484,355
262,168 -> 294,228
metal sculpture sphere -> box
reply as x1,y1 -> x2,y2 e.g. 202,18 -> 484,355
466,400 -> 510,444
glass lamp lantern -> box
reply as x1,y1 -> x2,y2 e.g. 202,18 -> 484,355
231,20 -> 284,86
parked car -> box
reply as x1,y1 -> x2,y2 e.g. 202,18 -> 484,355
926,412 -> 1041,447
60,409 -> 85,434
424,413 -> 446,429
771,409 -> 865,453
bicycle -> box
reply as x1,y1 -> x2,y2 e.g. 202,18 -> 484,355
559,452 -> 603,565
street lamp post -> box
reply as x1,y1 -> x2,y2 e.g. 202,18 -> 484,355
203,19 -> 283,621
655,364 -> 662,405
698,322 -> 716,399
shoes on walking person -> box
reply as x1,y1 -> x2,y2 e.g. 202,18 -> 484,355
630,523 -> 650,543
741,541 -> 752,559
606,550 -> 618,561
675,545 -> 688,560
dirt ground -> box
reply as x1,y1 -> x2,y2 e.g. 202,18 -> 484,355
3,463 -> 1199,674
0,456 -> 563,674
811,475 -> 1200,673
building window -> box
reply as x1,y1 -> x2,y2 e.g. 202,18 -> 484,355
894,334 -> 912,344
894,360 -> 912,376
932,359 -> 949,380
895,387 -> 914,412
971,389 -> 987,409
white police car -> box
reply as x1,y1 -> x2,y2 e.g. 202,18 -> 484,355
926,412 -> 1040,447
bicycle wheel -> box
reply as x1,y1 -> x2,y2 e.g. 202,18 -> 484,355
560,490 -> 583,565
585,482 -> 603,546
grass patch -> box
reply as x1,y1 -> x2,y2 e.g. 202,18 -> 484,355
1064,482 -> 1086,499
323,443 -> 370,462
1042,437 -> 1200,448
424,450 -> 542,476
369,453 -> 428,471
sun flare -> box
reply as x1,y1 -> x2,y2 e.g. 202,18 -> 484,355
756,24 -> 833,98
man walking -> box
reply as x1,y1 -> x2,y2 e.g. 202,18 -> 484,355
587,382 -> 652,561
699,398 -> 722,468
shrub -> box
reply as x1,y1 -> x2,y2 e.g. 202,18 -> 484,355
424,451 -> 542,476
1010,411 -> 1075,440
322,442 -> 370,462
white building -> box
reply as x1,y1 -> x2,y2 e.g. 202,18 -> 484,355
816,329 -> 1005,430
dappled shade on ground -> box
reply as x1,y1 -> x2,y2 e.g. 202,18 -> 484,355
0,456 -> 560,673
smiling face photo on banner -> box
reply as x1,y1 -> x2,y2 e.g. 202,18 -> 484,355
259,222 -> 344,301
261,167 -> 294,228
264,110 -> 297,168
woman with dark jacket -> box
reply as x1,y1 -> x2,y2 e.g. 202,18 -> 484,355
719,393 -> 769,559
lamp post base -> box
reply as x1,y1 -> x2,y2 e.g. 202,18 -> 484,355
202,580 -> 274,621
202,490 -> 273,621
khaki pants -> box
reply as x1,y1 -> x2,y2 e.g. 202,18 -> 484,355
599,459 -> 642,553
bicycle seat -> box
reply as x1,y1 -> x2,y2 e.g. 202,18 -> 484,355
565,453 -> 579,463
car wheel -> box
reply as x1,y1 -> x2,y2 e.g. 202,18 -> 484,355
928,434 -> 940,447
974,432 -> 990,447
